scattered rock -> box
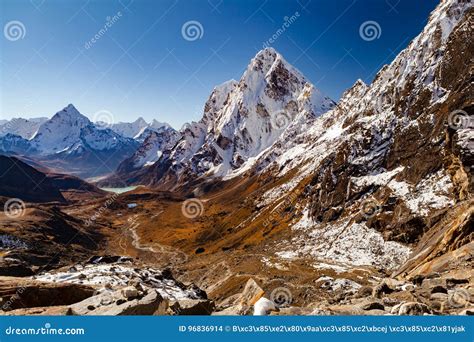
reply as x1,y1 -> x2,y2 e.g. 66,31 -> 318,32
309,307 -> 333,315
399,283 -> 416,292
354,286 -> 373,298
239,278 -> 265,307
170,299 -> 214,315
411,275 -> 424,286
2,306 -> 71,315
359,300 -> 385,311
87,255 -> 133,264
365,309 -> 388,315
446,278 -> 469,287
392,302 -> 432,315
271,307 -> 313,315
121,286 -> 138,299
212,306 -> 243,315
430,292 -> 448,301
421,278 -> 445,290
372,282 -> 394,298
324,304 -> 364,315
458,308 -> 474,315
0,259 -> 34,277
33,262 -> 206,301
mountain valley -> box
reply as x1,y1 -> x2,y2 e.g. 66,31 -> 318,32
0,0 -> 472,316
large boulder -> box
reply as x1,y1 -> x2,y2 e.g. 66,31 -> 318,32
358,300 -> 385,311
391,302 -> 432,315
239,278 -> 265,307
68,288 -> 168,315
170,299 -> 215,315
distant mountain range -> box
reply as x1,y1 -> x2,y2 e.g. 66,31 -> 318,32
0,105 -> 176,178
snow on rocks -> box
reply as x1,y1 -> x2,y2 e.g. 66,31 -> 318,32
316,276 -> 361,292
388,170 -> 454,216
33,261 -> 205,301
278,212 -> 411,270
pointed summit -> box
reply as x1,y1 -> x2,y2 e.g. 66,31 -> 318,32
31,104 -> 91,153
51,104 -> 90,124
134,117 -> 148,125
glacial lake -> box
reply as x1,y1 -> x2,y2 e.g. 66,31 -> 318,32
100,186 -> 139,194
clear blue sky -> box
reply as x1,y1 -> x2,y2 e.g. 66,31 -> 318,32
1,0 -> 439,128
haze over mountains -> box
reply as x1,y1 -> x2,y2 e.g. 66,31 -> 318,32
0,0 -> 472,316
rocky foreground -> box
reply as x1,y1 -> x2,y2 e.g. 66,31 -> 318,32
0,255 -> 472,316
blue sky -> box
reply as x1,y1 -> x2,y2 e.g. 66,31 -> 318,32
1,0 -> 439,128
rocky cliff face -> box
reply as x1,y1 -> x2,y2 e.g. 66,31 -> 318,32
111,127 -> 182,184
250,0 -> 473,273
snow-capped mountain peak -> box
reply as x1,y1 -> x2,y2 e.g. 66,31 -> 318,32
0,117 -> 48,139
128,48 -> 336,186
108,117 -> 172,141
51,104 -> 89,125
31,104 -> 91,154
149,119 -> 171,130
